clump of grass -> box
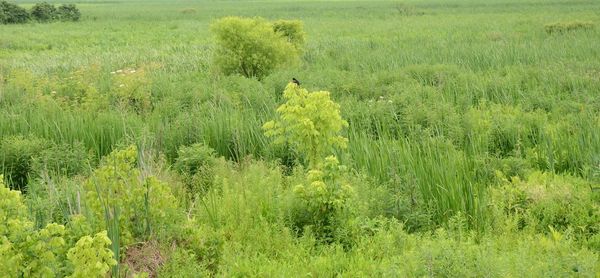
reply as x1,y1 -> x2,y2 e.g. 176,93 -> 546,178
180,8 -> 197,14
545,21 -> 594,34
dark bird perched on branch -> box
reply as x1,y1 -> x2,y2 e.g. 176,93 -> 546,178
292,77 -> 301,86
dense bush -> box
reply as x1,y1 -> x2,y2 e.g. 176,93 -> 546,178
84,146 -> 180,245
263,83 -> 348,167
174,143 -> 217,197
264,83 -> 354,243
545,21 -> 594,34
0,178 -> 116,277
58,4 -> 80,21
0,1 -> 29,24
30,2 -> 58,22
490,171 -> 600,249
211,16 -> 304,79
0,135 -> 48,191
0,136 -> 90,191
271,20 -> 305,52
1,2 -> 80,24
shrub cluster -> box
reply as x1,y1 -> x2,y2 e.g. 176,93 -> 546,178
0,178 -> 116,277
0,1 -> 80,24
0,1 -> 29,24
545,21 -> 594,34
211,16 -> 305,79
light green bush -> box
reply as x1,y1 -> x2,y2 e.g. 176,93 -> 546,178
211,16 -> 303,79
490,171 -> 600,249
84,145 -> 180,245
263,83 -> 348,167
1,177 -> 115,277
66,231 -> 117,278
174,143 -> 217,197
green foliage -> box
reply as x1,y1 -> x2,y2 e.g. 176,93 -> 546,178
292,156 -> 354,243
170,222 -> 224,274
174,143 -> 217,197
0,135 -> 48,191
545,21 -> 594,34
30,2 -> 58,23
0,135 -> 90,191
58,4 -> 80,22
110,67 -> 154,114
84,145 -> 180,245
272,20 -> 305,53
31,141 -> 90,177
66,231 -> 117,278
211,16 -> 303,79
0,1 -> 29,24
158,248 -> 211,277
2,0 -> 600,275
263,83 -> 348,167
1,177 -> 115,277
490,171 -> 600,248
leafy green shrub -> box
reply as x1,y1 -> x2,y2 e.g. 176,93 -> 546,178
0,1 -> 29,24
174,143 -> 217,197
292,156 -> 354,243
263,83 -> 348,167
170,222 -> 223,274
32,141 -> 90,177
272,19 -> 305,52
84,146 -> 180,245
0,177 -> 115,277
211,16 -> 303,79
264,83 -> 353,244
66,231 -> 117,278
30,2 -> 58,23
545,21 -> 594,34
110,67 -> 154,114
490,171 -> 599,247
157,249 -> 211,277
0,135 -> 48,191
58,4 -> 80,22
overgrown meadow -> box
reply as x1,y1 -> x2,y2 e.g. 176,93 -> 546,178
1,0 -> 599,276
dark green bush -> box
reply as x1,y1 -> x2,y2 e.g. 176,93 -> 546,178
30,2 -> 58,22
545,21 -> 594,34
31,141 -> 90,177
174,143 -> 217,196
58,4 -> 80,22
0,1 -> 30,24
0,135 -> 48,191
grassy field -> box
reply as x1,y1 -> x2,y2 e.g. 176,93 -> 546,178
1,0 -> 599,276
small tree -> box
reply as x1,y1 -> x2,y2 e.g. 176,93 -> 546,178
211,16 -> 304,79
0,1 -> 30,24
264,83 -> 353,243
30,2 -> 57,22
272,20 -> 305,53
263,83 -> 348,168
58,4 -> 80,22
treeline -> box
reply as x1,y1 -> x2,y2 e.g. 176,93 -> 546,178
0,1 -> 80,24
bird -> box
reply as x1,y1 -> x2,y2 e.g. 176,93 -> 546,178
291,77 -> 301,86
